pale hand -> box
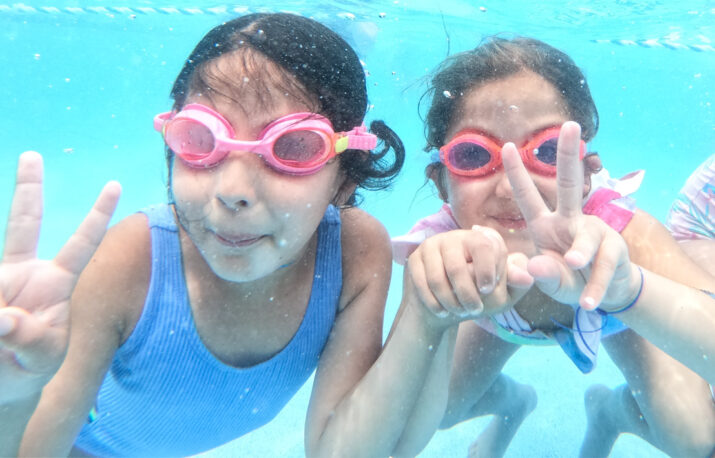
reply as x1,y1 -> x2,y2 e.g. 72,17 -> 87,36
406,226 -> 534,330
502,121 -> 641,311
0,151 -> 120,402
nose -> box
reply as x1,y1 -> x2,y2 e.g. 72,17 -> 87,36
215,154 -> 261,211
493,170 -> 514,199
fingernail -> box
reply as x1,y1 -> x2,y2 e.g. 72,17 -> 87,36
566,251 -> 587,267
582,297 -> 596,310
0,315 -> 15,336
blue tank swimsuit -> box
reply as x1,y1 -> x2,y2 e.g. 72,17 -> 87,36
74,203 -> 342,456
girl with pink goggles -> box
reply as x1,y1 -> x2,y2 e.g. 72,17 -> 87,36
154,103 -> 378,175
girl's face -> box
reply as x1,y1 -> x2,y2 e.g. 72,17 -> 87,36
437,70 -> 571,255
171,72 -> 346,283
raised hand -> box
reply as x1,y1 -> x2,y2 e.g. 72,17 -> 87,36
0,151 -> 120,402
405,226 -> 534,329
502,121 -> 641,312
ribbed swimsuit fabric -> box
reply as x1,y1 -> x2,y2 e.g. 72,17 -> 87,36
74,203 -> 342,456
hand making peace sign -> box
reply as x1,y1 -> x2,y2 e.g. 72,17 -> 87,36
0,151 -> 120,402
502,121 -> 642,312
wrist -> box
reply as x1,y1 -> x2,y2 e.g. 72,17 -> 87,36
598,265 -> 644,315
404,299 -> 452,341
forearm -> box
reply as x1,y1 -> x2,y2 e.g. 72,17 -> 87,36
390,325 -> 458,457
310,301 -> 451,458
0,395 -> 40,457
614,268 -> 715,384
677,240 -> 715,277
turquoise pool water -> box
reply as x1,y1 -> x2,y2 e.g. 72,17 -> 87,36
0,1 -> 712,456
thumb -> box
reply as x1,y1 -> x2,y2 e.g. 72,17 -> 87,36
0,307 -> 66,374
526,254 -> 570,297
506,252 -> 533,303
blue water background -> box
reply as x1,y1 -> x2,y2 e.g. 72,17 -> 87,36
0,1 -> 712,456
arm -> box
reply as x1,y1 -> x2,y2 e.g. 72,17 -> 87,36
623,210 -> 715,290
0,152 -> 119,456
303,208 -> 447,457
604,268 -> 715,384
614,210 -> 715,383
20,214 -> 152,456
676,239 -> 715,277
304,209 -> 532,457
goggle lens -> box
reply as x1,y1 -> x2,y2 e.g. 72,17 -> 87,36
448,142 -> 492,172
165,119 -> 215,160
532,137 -> 558,166
273,130 -> 327,165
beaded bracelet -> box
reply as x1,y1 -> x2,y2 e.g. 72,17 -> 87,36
597,266 -> 644,315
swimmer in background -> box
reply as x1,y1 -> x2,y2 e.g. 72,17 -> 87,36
387,37 -> 715,457
667,154 -> 715,276
0,12 -> 458,457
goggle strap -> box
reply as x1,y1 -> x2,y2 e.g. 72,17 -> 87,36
336,124 -> 377,153
154,112 -> 172,134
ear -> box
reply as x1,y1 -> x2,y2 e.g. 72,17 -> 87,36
332,174 -> 358,207
427,163 -> 449,202
582,152 -> 602,196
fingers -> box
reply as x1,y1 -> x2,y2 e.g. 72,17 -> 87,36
502,142 -> 549,222
579,235 -> 630,310
0,307 -> 66,374
410,233 -> 482,317
505,252 -> 534,290
526,254 -> 568,298
54,181 -> 121,276
407,228 -> 518,323
3,152 -> 44,263
556,122 -> 585,218
563,217 -> 605,269
468,226 -> 506,295
406,248 -> 454,318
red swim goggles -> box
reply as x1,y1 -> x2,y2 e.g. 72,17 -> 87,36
438,126 -> 586,177
154,104 -> 377,175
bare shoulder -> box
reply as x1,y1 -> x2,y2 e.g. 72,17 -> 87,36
71,212 -> 153,343
23,213 -> 154,455
622,209 -> 714,289
338,207 -> 392,312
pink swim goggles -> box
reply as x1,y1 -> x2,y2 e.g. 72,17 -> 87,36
154,103 -> 377,175
439,126 -> 586,177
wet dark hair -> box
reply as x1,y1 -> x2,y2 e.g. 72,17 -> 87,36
423,36 -> 599,152
165,12 -> 404,207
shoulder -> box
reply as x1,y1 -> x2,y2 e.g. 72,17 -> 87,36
339,207 -> 391,252
72,212 -> 153,342
337,207 -> 392,312
25,213 -> 155,451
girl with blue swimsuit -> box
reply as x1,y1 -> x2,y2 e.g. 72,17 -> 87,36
0,13 -> 446,457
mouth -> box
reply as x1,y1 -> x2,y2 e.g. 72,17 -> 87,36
491,215 -> 527,230
212,231 -> 265,248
